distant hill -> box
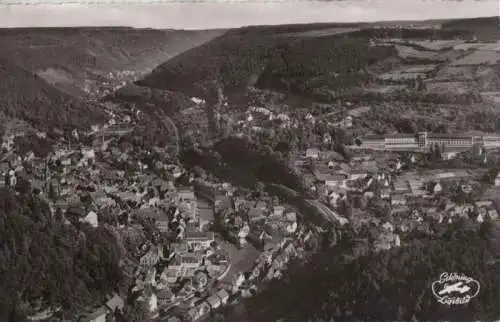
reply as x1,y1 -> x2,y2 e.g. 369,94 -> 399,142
0,27 -> 226,96
137,27 -> 395,101
441,16 -> 500,41
0,27 -> 225,132
136,18 -> 491,102
132,17 -> 499,143
136,29 -> 289,97
0,58 -> 107,131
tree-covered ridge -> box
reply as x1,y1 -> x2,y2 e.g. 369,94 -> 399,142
255,36 -> 397,99
0,188 -> 123,321
217,220 -> 500,322
0,58 -> 107,131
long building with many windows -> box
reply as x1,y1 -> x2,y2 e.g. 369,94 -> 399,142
357,131 -> 500,151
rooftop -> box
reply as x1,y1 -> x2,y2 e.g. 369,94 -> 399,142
104,293 -> 124,312
363,135 -> 385,140
427,133 -> 474,139
217,289 -> 230,299
248,208 -> 264,219
385,133 -> 417,139
206,295 -> 221,307
392,194 -> 406,201
181,254 -> 202,265
185,231 -> 215,241
157,287 -> 175,299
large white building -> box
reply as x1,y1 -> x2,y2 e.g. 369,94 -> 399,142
358,131 -> 500,151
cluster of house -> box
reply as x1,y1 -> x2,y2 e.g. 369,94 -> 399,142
168,178 -> 319,320
301,149 -> 376,199
0,121 -> 229,320
83,70 -> 143,97
195,179 -> 299,250
185,234 -> 311,321
376,168 -> 498,226
125,185 -> 233,319
127,179 -> 313,321
232,105 -> 296,138
296,142 -> 500,253
251,238 -> 302,282
232,101 -> 364,140
184,288 -> 231,321
228,98 -> 375,141
0,104 -> 319,322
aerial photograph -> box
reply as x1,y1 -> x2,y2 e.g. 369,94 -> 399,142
0,1 -> 499,321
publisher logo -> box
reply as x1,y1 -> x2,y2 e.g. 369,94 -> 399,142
432,272 -> 480,305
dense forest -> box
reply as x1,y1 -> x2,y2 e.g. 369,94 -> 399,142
180,136 -> 306,196
13,133 -> 54,158
0,188 -> 123,321
0,58 -> 107,131
255,37 -> 397,100
137,32 -> 290,97
441,16 -> 500,41
139,31 -> 398,101
214,137 -> 303,187
216,219 -> 500,322
138,21 -> 482,101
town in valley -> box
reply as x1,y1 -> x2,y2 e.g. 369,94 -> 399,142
1,14 -> 500,322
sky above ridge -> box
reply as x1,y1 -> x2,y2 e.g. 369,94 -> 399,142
0,0 -> 498,29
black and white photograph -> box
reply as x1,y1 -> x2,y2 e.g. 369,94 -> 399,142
0,1 -> 499,321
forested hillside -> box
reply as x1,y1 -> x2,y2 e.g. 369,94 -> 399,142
255,36 -> 397,101
0,58 -> 107,131
0,188 -> 123,321
441,16 -> 500,41
137,24 -> 478,103
0,27 -> 226,96
137,31 -> 289,97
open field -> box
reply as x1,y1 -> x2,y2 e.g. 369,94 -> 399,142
277,28 -> 361,38
423,81 -> 471,95
394,44 -> 441,60
379,72 -> 424,81
410,40 -> 464,51
454,42 -> 500,51
399,65 -> 437,73
364,85 -> 407,94
434,65 -> 476,81
480,92 -> 500,104
376,64 -> 436,81
450,50 -> 500,66
378,71 -> 426,81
